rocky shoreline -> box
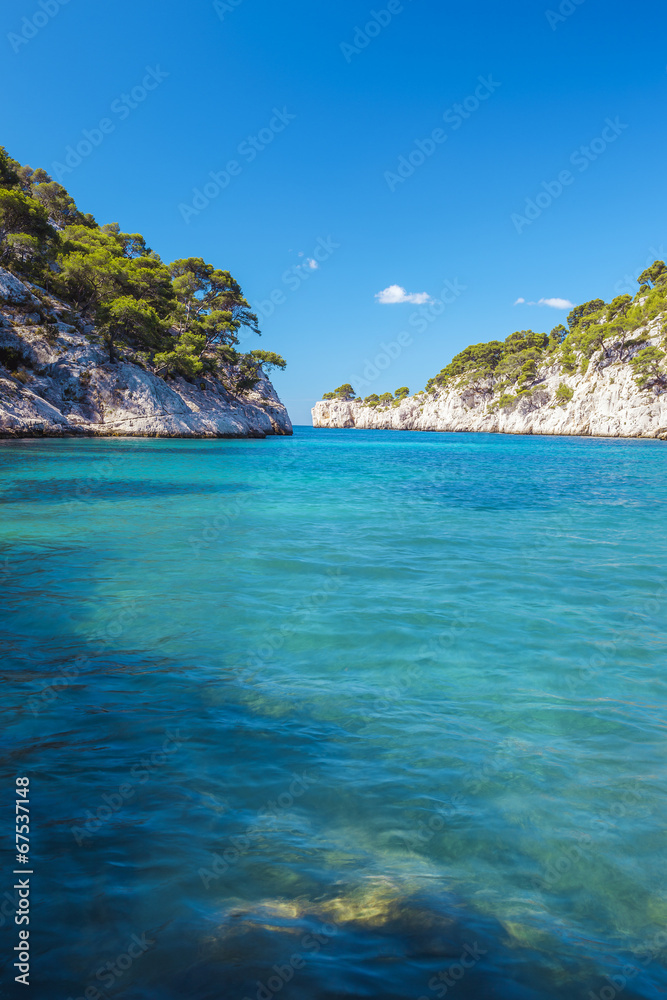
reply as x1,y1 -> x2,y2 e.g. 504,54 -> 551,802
312,318 -> 667,441
0,268 -> 292,439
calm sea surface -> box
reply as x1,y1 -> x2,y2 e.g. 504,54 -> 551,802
1,427 -> 666,1000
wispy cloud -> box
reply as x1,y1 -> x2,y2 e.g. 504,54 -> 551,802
296,252 -> 319,270
514,296 -> 573,309
376,284 -> 431,305
539,297 -> 573,309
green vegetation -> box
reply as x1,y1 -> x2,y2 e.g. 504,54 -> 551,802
322,383 -> 356,400
0,145 -> 285,392
555,383 -> 574,405
631,346 -> 667,391
422,265 -> 667,400
425,330 -> 550,395
321,385 -> 410,408
319,263 -> 667,408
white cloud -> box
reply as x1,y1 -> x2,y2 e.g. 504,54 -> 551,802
514,296 -> 574,309
376,284 -> 431,305
306,258 -> 319,270
538,297 -> 573,309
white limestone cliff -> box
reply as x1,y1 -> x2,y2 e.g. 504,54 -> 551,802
0,268 -> 292,439
312,320 -> 667,440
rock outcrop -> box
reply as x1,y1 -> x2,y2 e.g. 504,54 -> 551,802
313,318 -> 667,440
0,268 -> 292,439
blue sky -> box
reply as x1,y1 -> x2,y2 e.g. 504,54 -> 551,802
1,0 -> 666,424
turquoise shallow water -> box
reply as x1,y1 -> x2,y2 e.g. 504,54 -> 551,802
1,427 -> 666,1000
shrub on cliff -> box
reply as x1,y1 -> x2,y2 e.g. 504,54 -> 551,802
548,324 -> 568,350
555,383 -> 574,405
323,384 -> 356,400
426,340 -> 505,391
249,350 -> 287,374
100,296 -> 165,363
632,346 -> 667,391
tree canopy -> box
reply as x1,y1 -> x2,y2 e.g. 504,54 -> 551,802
0,144 -> 285,391
322,384 -> 356,400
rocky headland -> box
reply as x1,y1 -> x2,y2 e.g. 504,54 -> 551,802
0,267 -> 292,439
313,278 -> 667,440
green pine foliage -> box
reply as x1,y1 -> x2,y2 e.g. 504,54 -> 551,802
322,384 -> 356,400
631,346 -> 667,391
423,267 -> 667,399
319,264 -> 667,407
0,145 -> 285,390
555,383 -> 574,405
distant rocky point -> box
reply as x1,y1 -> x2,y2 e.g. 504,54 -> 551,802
314,267 -> 667,440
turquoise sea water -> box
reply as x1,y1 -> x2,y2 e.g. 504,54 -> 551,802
1,427 -> 666,1000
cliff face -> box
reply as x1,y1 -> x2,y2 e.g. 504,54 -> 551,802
313,317 -> 667,440
0,268 -> 292,439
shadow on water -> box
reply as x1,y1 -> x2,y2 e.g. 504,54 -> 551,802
1,434 -> 666,1000
0,479 -> 256,504
3,597 -> 665,1000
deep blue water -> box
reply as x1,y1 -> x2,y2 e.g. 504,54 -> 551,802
1,427 -> 666,1000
